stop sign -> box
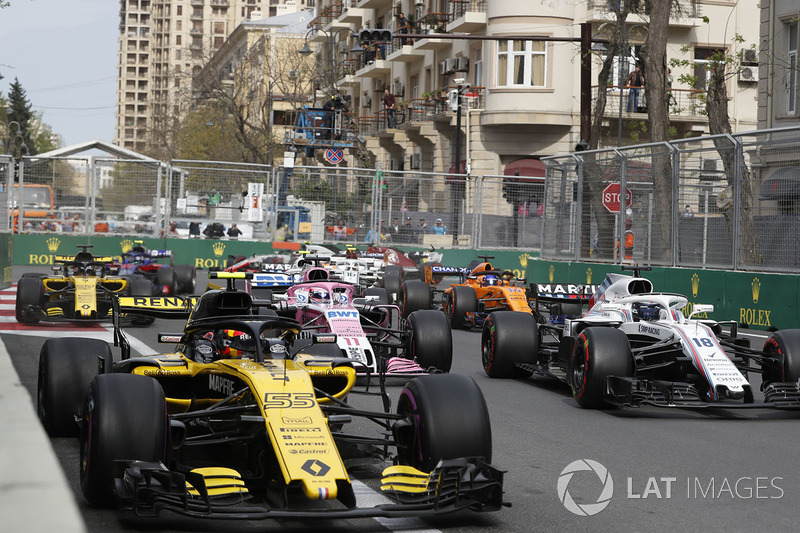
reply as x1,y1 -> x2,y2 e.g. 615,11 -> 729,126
602,182 -> 632,213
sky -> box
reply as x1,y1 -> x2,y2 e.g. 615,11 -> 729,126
0,0 -> 119,148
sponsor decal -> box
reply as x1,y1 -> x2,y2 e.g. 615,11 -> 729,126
269,344 -> 286,354
120,239 -> 135,253
739,308 -> 771,328
301,460 -> 331,477
209,374 -> 236,396
279,426 -> 321,433
327,310 -> 358,319
212,241 -> 226,257
558,459 -> 613,516
637,324 -> 661,336
586,268 -> 592,285
142,369 -> 181,376
282,416 -> 313,425
751,277 -> 761,304
549,264 -> 555,283
691,273 -> 700,298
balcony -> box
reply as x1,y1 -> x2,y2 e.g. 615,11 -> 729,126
447,0 -> 487,33
593,84 -> 708,123
356,0 -> 389,9
387,38 -> 425,63
586,0 -> 699,29
339,6 -> 369,24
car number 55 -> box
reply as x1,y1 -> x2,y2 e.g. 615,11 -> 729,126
264,392 -> 316,409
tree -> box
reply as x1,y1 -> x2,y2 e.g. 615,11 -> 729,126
4,78 -> 36,157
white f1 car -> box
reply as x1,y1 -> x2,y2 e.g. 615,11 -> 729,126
481,266 -> 800,409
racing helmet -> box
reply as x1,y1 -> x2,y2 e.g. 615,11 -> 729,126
632,302 -> 661,322
220,329 -> 254,358
309,288 -> 330,303
483,274 -> 500,287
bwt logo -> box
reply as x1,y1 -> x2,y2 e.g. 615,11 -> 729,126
557,459 -> 613,516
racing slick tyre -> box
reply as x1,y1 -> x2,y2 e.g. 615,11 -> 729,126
15,276 -> 43,324
157,266 -> 178,295
80,374 -> 167,507
762,329 -> 800,386
445,286 -> 478,329
20,272 -> 46,279
38,338 -> 112,438
365,287 -> 391,305
407,310 -> 452,373
399,280 -> 432,318
382,265 -> 404,302
128,276 -> 155,326
570,327 -> 634,409
481,311 -> 539,379
174,263 -> 196,294
396,374 -> 492,472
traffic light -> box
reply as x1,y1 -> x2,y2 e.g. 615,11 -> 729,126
575,140 -> 589,152
359,28 -> 393,45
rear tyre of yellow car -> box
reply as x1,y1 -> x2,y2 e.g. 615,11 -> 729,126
15,276 -> 43,324
396,374 -> 491,471
80,374 -> 166,507
38,338 -> 112,437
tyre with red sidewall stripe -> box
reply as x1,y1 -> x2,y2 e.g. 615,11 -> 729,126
80,374 -> 167,507
570,327 -> 633,409
762,329 -> 800,386
481,311 -> 538,378
395,374 -> 491,471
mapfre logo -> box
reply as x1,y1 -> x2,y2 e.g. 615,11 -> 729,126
557,459 -> 614,516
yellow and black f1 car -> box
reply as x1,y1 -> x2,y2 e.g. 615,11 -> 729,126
36,278 -> 505,522
16,244 -> 154,324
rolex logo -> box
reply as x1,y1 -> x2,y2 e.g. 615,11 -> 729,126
120,239 -> 134,253
691,273 -> 700,298
586,268 -> 592,285
212,241 -> 226,257
519,253 -> 528,269
548,264 -> 554,283
751,277 -> 761,304
46,237 -> 61,252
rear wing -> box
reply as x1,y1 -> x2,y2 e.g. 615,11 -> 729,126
54,255 -> 115,264
423,265 -> 471,285
112,295 -> 197,360
529,283 -> 596,309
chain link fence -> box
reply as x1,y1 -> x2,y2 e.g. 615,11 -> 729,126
5,125 -> 800,273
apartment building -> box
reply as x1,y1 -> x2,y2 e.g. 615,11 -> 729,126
308,0 -> 758,176
115,0 -> 315,154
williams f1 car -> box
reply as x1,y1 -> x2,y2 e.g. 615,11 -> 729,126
35,283 -> 503,521
481,266 -> 800,410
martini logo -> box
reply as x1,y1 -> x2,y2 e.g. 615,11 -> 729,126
557,459 -> 614,516
47,237 -> 61,252
691,273 -> 700,298
213,241 -> 226,257
120,239 -> 135,253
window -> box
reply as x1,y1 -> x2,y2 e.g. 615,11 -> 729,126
214,22 -> 225,34
177,5 -> 182,16
176,20 -> 182,31
176,35 -> 181,45
496,40 -> 547,87
788,21 -> 798,115
693,47 -> 725,91
474,47 -> 483,86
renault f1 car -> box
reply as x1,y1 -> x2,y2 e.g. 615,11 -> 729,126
481,266 -> 800,410
35,283 -> 503,521
108,241 -> 196,295
15,244 -> 153,324
232,265 -> 452,376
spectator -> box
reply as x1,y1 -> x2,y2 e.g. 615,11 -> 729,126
168,221 -> 179,235
383,88 -> 397,128
625,65 -> 645,112
431,218 -> 447,235
189,221 -> 201,238
415,217 -> 428,242
204,222 -> 225,239
398,12 -> 410,45
333,219 -> 348,241
227,223 -> 242,239
400,217 -> 413,243
390,217 -> 401,239
365,224 -> 380,244
682,204 -> 694,219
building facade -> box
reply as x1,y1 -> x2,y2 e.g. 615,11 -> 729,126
115,0 -> 315,154
307,0 -> 758,176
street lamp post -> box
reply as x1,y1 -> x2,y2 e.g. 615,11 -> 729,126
299,27 -> 362,100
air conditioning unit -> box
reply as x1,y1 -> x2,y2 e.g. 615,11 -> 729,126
742,48 -> 758,64
288,70 -> 298,79
445,58 -> 455,74
455,56 -> 470,72
409,153 -> 421,169
393,81 -> 405,96
440,60 -> 450,76
738,66 -> 758,82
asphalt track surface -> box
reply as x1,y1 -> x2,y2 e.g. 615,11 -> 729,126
4,265 -> 800,532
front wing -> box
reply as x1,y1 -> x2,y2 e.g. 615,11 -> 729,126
113,458 -> 505,520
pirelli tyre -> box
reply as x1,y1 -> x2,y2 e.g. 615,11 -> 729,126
382,265 -> 404,302
365,286 -> 391,305
407,309 -> 452,373
762,329 -> 800,386
80,374 -> 167,507
174,263 -> 196,294
399,280 -> 432,318
395,374 -> 491,472
157,265 -> 178,295
570,327 -> 634,409
445,286 -> 478,329
481,311 -> 539,379
15,276 -> 43,324
37,338 -> 112,437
